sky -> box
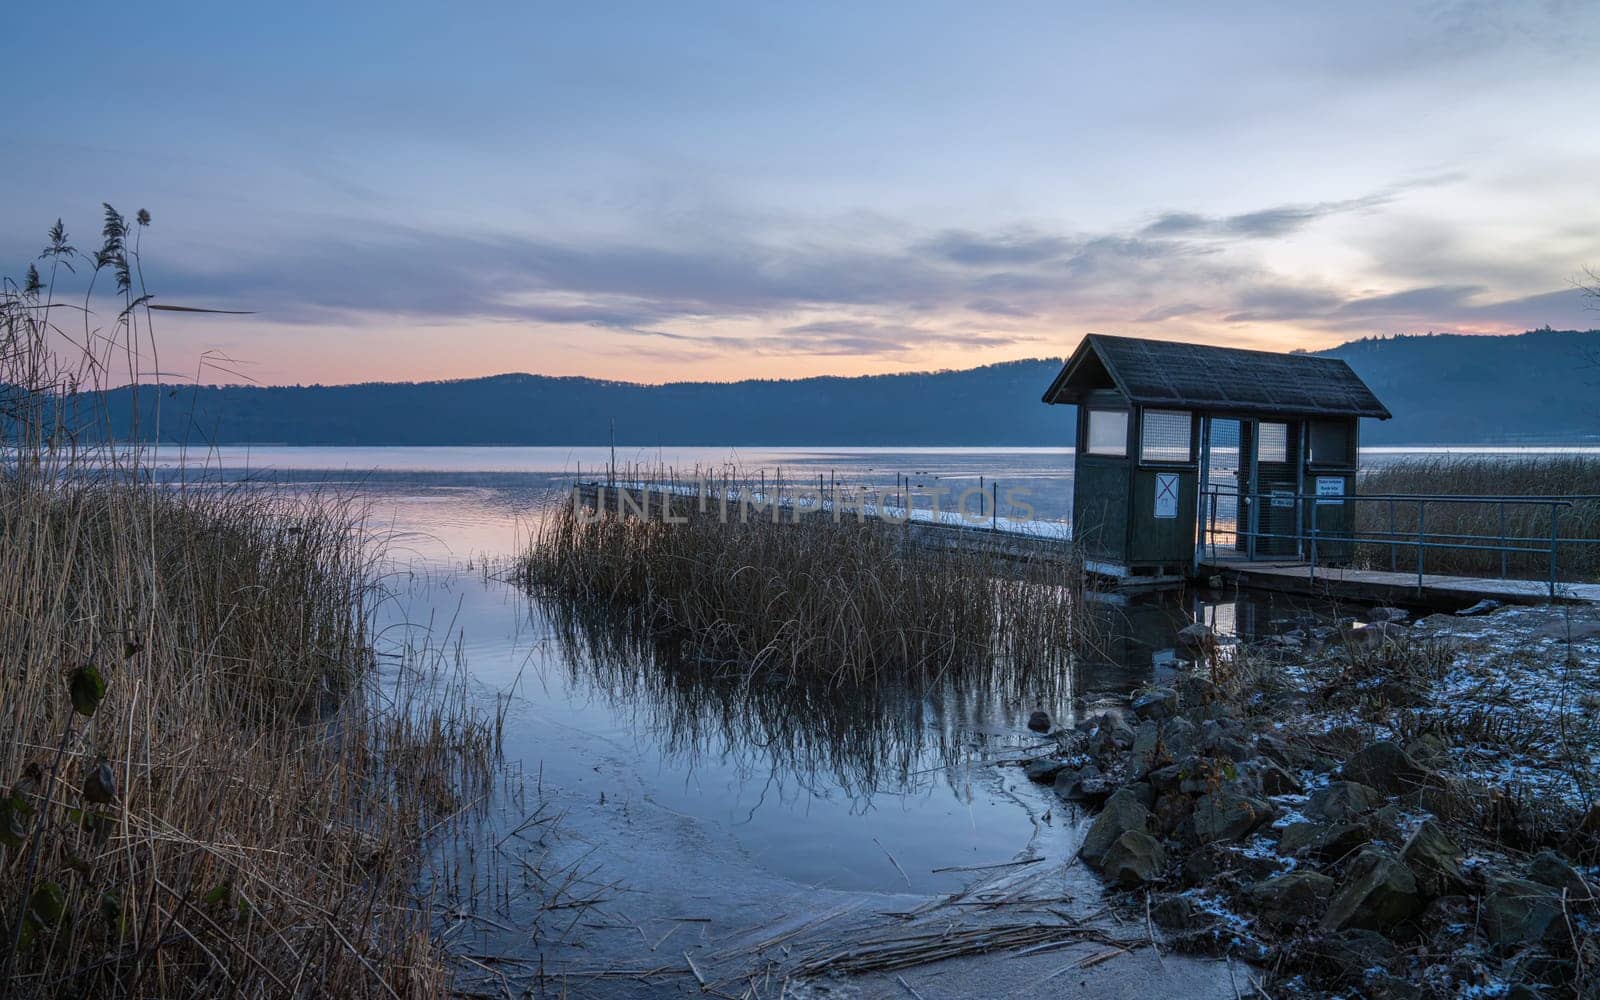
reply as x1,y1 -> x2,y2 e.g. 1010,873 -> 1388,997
5,0 -> 1599,386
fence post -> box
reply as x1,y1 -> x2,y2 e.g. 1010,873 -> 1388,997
1388,498 -> 1397,572
1550,505 -> 1560,600
1416,500 -> 1426,597
1500,501 -> 1508,579
1309,496 -> 1318,584
992,481 -> 998,530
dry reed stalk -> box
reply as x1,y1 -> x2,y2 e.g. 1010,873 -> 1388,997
0,208 -> 499,999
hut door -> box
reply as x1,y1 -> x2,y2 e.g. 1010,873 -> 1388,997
1251,419 -> 1301,557
1198,418 -> 1242,557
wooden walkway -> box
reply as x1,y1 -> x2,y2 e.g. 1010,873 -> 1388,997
1198,556 -> 1600,608
576,483 -> 1599,607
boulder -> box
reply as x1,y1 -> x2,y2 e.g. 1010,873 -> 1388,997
1192,790 -> 1273,844
1253,760 -> 1303,797
1368,606 -> 1410,624
1399,819 -> 1465,897
1150,893 -> 1218,933
1308,929 -> 1400,985
1320,849 -> 1424,931
1481,876 -> 1563,953
1132,687 -> 1179,722
1053,763 -> 1111,804
1342,741 -> 1431,795
1100,830 -> 1167,886
1174,673 -> 1218,709
1307,781 -> 1385,823
1080,788 -> 1151,868
1277,822 -> 1323,857
1403,732 -> 1450,766
1024,757 -> 1068,784
1131,718 -> 1197,774
1176,622 -> 1216,652
1026,710 -> 1052,733
1311,822 -> 1370,861
1250,870 -> 1335,928
1152,792 -> 1194,838
1526,850 -> 1589,901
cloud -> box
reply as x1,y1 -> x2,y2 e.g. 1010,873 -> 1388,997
1141,193 -> 1391,240
54,172 -> 1588,367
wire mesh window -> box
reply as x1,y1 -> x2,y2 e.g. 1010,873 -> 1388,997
1140,409 -> 1192,463
1258,421 -> 1289,463
1085,409 -> 1128,456
1310,420 -> 1351,466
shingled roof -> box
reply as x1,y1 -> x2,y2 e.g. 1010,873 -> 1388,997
1042,334 -> 1391,419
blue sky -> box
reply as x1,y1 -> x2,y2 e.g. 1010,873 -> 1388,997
6,1 -> 1599,384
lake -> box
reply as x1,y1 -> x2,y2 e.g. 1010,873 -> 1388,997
150,443 -> 1595,994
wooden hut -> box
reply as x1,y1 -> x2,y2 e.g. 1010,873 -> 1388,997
1041,334 -> 1391,583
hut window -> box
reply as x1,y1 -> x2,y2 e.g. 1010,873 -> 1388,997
1310,420 -> 1351,466
1258,421 -> 1289,463
1085,409 -> 1128,456
1140,409 -> 1192,463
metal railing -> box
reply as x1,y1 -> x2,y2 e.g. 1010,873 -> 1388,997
1199,487 -> 1600,598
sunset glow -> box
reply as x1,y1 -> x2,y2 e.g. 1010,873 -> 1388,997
6,2 -> 1598,385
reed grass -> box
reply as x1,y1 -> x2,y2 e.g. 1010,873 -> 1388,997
1355,456 -> 1600,581
519,481 -> 1093,690
0,209 -> 498,999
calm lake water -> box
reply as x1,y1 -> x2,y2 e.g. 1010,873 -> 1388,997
152,443 -> 1597,991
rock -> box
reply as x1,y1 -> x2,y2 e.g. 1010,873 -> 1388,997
1308,929 -> 1400,985
1311,822 -> 1370,861
1131,718 -> 1196,774
1176,622 -> 1216,652
1100,830 -> 1167,886
1192,790 -> 1273,844
1026,710 -> 1051,733
1456,599 -> 1501,616
1132,687 -> 1179,722
1250,870 -> 1335,928
1253,761 -> 1303,796
1023,757 -> 1068,784
1152,792 -> 1194,838
1277,822 -> 1323,857
1307,781 -> 1385,823
1342,741 -> 1431,795
1080,788 -> 1151,868
1526,850 -> 1590,901
1320,848 -> 1424,932
1481,876 -> 1563,953
1150,893 -> 1217,932
1399,819 -> 1465,897
1368,606 -> 1410,624
1053,763 -> 1111,804
1174,673 -> 1218,709
1403,732 -> 1449,766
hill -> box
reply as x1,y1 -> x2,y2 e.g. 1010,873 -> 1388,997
84,329 -> 1600,446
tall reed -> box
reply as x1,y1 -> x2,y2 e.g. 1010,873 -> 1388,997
0,209 -> 496,998
1356,456 -> 1600,580
519,483 -> 1093,690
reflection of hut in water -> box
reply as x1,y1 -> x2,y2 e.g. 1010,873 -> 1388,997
1042,335 -> 1390,586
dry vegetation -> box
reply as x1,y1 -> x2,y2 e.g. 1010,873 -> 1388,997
0,208 -> 498,999
1356,456 -> 1600,580
519,485 -> 1094,688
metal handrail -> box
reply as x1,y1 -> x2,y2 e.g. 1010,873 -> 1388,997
1199,487 -> 1598,598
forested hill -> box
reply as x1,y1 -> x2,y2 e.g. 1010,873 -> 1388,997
1319,329 -> 1600,443
88,328 -> 1600,446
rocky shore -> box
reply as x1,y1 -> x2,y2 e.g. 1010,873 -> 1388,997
1025,603 -> 1600,998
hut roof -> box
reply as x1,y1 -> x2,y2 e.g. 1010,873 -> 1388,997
1041,334 -> 1391,419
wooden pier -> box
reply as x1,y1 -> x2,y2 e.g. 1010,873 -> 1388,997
1197,556 -> 1600,608
574,482 -> 1598,607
